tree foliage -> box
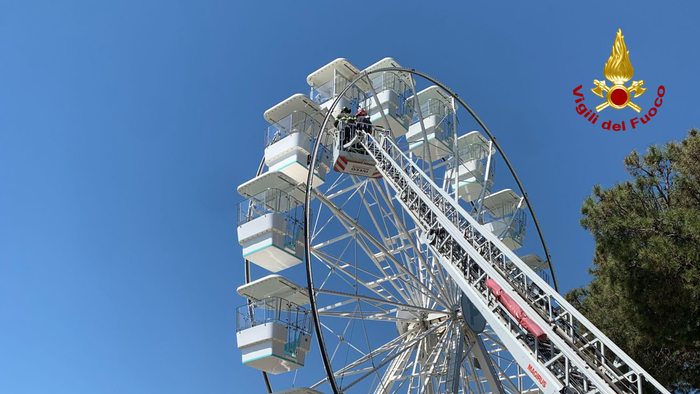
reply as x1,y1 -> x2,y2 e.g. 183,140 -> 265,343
566,129 -> 700,392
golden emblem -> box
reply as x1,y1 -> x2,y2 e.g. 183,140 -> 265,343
591,29 -> 646,112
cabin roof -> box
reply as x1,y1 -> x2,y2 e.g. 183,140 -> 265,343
456,131 -> 495,154
409,85 -> 453,107
482,189 -> 526,212
306,58 -> 360,86
237,274 -> 309,306
361,57 -> 414,87
520,254 -> 547,271
263,93 -> 326,125
236,171 -> 305,203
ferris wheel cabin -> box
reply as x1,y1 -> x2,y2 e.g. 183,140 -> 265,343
263,94 -> 332,187
236,187 -> 305,272
307,58 -> 369,117
406,86 -> 456,162
481,188 -> 527,250
521,254 -> 547,272
361,57 -> 415,138
446,131 -> 496,202
235,296 -> 312,374
234,269 -> 314,375
520,254 -> 554,286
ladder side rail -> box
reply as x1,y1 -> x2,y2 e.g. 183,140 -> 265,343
363,132 -> 669,394
387,171 -> 568,393
369,131 -> 657,383
364,133 -> 611,393
374,132 -> 651,393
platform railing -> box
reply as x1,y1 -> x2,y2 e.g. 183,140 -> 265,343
265,111 -> 321,147
367,72 -> 414,119
412,98 -> 448,121
237,188 -> 304,225
310,74 -> 367,107
236,296 -> 311,335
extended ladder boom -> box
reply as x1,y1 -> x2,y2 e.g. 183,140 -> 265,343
360,132 -> 669,394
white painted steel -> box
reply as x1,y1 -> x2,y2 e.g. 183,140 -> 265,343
237,213 -> 304,272
237,171 -> 306,203
238,322 -> 312,374
265,132 -> 331,186
237,275 -> 310,306
264,94 -> 327,125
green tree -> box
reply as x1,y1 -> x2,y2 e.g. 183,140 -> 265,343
566,129 -> 700,392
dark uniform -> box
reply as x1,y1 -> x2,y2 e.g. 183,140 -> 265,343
353,108 -> 372,154
356,113 -> 372,136
334,107 -> 356,146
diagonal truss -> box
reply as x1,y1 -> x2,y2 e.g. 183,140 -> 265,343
354,131 -> 670,394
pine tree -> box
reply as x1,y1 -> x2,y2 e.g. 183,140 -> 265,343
566,129 -> 700,392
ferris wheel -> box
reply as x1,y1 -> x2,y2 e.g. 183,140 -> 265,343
234,58 -> 669,394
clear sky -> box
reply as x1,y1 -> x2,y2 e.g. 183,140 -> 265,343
1,1 -> 699,393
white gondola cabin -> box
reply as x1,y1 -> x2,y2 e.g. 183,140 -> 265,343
236,296 -> 312,374
236,188 -> 305,272
481,189 -> 527,250
264,94 -> 332,187
307,58 -> 369,117
521,254 -> 547,272
446,131 -> 496,202
520,254 -> 554,288
361,57 -> 415,138
406,86 -> 456,162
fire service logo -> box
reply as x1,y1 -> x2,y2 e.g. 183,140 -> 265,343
592,29 -> 646,112
573,29 -> 665,131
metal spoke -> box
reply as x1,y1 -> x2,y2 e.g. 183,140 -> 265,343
311,325 -> 422,389
341,320 -> 449,391
315,288 -> 445,316
313,191 -> 451,310
370,179 -> 457,307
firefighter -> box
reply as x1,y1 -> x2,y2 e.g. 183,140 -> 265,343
334,107 -> 356,146
356,108 -> 372,136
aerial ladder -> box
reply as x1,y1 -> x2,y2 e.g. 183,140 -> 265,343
352,130 -> 670,394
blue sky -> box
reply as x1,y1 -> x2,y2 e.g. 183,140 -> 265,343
1,1 -> 699,393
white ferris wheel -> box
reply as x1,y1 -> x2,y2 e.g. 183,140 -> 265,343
233,58 -> 670,394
